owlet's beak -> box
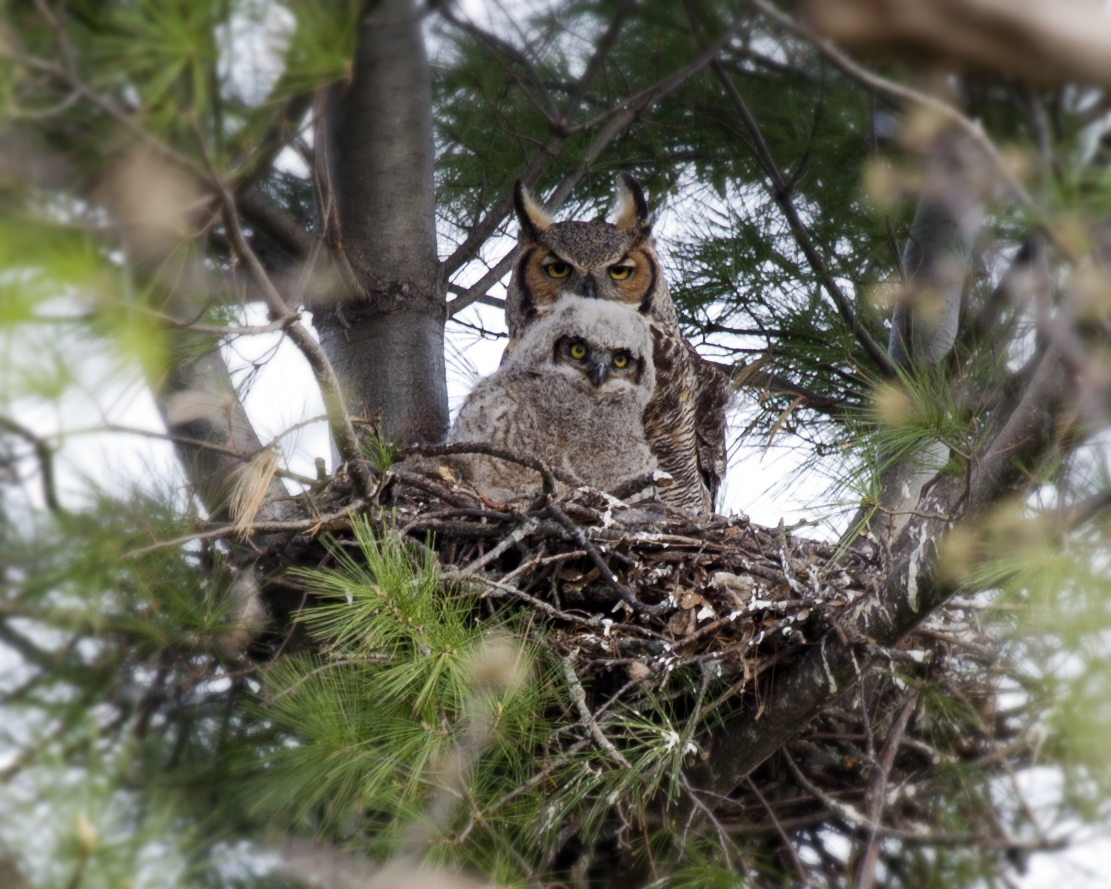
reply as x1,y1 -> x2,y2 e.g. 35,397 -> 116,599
588,361 -> 608,387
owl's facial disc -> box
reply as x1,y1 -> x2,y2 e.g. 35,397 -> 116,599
553,335 -> 644,390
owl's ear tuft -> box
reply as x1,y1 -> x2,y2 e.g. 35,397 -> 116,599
613,172 -> 650,232
513,179 -> 552,241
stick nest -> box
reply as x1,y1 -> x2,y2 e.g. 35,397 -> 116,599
271,447 -> 1032,866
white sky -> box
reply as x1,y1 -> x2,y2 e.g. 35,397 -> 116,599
1,3 -> 1107,886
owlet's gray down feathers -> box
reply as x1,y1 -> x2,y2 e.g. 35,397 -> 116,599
504,173 -> 731,514
448,296 -> 657,503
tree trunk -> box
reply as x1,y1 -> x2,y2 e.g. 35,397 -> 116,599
316,0 -> 448,448
869,127 -> 987,543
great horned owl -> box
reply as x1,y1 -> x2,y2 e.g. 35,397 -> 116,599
505,174 -> 731,515
448,296 -> 657,503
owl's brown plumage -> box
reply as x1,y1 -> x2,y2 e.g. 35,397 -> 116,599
504,174 -> 731,514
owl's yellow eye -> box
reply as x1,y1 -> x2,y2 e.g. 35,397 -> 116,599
609,265 -> 633,280
569,342 -> 588,360
612,352 -> 630,369
546,262 -> 571,278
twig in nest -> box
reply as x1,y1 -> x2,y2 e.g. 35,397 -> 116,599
456,519 -> 539,577
547,503 -> 670,616
562,652 -> 631,768
400,442 -> 579,497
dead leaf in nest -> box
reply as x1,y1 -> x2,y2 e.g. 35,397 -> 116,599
436,464 -> 457,485
675,587 -> 707,611
626,661 -> 652,680
668,608 -> 697,637
711,571 -> 757,608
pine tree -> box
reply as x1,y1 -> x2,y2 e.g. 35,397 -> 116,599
3,1 -> 1111,887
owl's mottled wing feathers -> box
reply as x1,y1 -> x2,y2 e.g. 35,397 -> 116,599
693,347 -> 731,508
644,328 -> 730,514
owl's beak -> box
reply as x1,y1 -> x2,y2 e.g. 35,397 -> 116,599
588,362 -> 608,387
580,277 -> 597,299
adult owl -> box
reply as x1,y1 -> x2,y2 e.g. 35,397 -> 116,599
504,174 -> 731,515
448,296 -> 656,503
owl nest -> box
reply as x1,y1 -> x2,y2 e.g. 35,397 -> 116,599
280,444 -> 1023,849
385,452 -> 883,673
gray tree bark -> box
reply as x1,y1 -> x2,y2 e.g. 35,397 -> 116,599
867,127 -> 988,543
315,0 -> 449,447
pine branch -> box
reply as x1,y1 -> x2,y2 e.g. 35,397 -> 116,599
707,56 -> 896,378
692,318 -> 1072,800
439,0 -> 634,278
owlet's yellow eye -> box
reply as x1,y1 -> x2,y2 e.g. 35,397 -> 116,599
569,342 -> 588,360
546,262 -> 571,278
612,352 -> 630,368
609,265 -> 633,280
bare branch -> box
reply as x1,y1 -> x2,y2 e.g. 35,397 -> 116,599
707,56 -> 897,377
724,361 -> 849,417
0,414 -> 60,511
562,653 -> 632,768
440,6 -> 558,121
204,157 -> 372,495
854,691 -> 917,889
447,248 -> 518,316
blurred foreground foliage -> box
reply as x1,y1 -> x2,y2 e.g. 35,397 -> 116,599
2,0 -> 1111,887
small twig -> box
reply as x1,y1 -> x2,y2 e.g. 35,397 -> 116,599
854,691 -> 917,889
466,575 -> 665,642
124,499 -> 369,557
745,776 -> 811,886
562,652 -> 631,768
401,441 -> 579,495
0,414 -> 60,511
546,503 -> 670,616
680,774 -> 734,869
456,519 -> 539,577
197,137 -> 372,495
783,748 -> 879,831
389,466 -> 486,509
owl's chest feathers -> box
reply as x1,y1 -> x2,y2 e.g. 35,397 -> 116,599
517,371 -> 644,429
